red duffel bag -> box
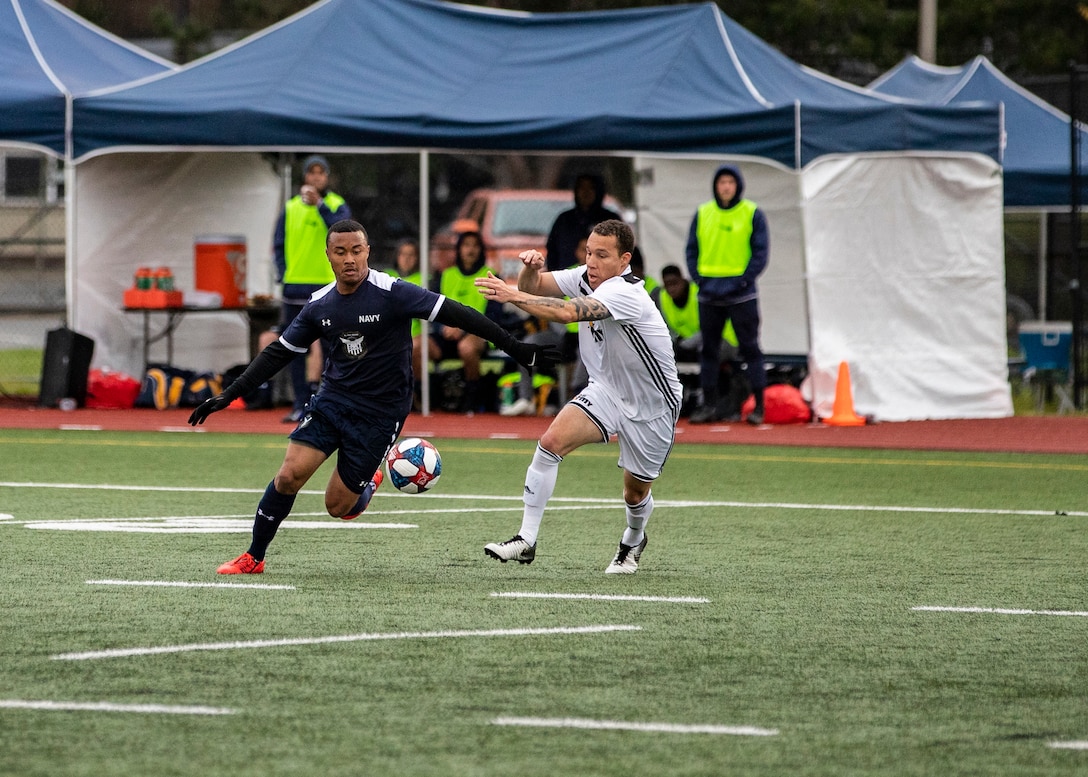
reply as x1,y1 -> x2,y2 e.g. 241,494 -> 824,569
85,369 -> 142,409
741,383 -> 812,425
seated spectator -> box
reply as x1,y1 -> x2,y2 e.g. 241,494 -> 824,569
429,231 -> 507,412
501,235 -> 590,416
629,246 -> 658,298
655,264 -> 741,416
388,239 -> 427,386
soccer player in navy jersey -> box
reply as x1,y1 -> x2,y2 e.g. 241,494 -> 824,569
189,219 -> 557,575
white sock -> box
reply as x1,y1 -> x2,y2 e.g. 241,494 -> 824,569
622,491 -> 653,546
518,444 -> 562,545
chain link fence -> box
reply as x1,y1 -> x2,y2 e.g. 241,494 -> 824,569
0,201 -> 65,399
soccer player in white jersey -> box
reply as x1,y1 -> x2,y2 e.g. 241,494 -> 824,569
476,220 -> 682,573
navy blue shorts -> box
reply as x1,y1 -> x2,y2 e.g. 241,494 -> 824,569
288,394 -> 403,493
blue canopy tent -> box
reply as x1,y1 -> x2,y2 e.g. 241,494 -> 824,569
67,0 -> 1011,420
72,0 -> 998,164
1,0 -> 173,157
870,55 -> 1088,209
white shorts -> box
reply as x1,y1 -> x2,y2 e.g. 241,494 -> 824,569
569,382 -> 677,482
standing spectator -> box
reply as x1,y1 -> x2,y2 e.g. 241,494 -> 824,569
477,220 -> 681,574
544,173 -> 622,271
685,164 -> 769,425
189,219 -> 556,575
272,154 -> 352,423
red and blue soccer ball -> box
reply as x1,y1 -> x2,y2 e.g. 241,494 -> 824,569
385,437 -> 442,494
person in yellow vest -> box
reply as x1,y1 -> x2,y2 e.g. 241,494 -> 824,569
429,230 -> 504,412
273,154 -> 352,422
684,164 -> 769,425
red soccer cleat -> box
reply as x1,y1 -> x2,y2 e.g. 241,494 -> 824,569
216,552 -> 264,575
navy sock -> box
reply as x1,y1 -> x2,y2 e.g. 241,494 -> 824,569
247,481 -> 296,561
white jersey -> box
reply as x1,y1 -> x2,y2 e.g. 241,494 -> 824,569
552,267 -> 682,423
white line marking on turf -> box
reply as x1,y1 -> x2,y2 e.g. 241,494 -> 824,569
23,518 -> 416,533
1050,741 -> 1088,750
0,700 -> 233,715
4,482 -> 1086,517
52,624 -> 641,661
913,606 -> 1088,618
492,592 -> 709,604
491,717 -> 778,736
87,579 -> 296,590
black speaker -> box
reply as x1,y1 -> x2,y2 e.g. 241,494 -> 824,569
38,327 -> 95,408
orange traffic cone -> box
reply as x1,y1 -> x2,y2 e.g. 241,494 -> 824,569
823,361 -> 866,426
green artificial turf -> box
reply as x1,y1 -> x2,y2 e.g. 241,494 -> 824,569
1,429 -> 1086,776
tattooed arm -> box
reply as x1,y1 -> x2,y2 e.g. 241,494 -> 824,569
476,270 -> 611,325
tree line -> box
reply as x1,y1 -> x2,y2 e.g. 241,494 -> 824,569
62,0 -> 1088,83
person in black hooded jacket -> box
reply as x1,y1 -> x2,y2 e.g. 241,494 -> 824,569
544,173 -> 622,272
684,164 -> 770,425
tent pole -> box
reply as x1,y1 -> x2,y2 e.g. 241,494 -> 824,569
1038,210 -> 1048,321
1070,62 -> 1084,409
917,0 -> 937,63
419,150 -> 431,416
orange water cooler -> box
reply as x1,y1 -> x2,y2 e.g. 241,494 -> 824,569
194,234 -> 247,308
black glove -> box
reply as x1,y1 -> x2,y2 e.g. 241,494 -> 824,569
505,341 -> 563,371
188,394 -> 233,426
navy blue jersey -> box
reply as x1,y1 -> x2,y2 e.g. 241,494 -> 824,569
280,269 -> 443,416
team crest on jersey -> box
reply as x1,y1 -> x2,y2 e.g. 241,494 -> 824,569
339,331 -> 368,358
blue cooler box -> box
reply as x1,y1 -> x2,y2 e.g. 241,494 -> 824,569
1018,321 -> 1072,371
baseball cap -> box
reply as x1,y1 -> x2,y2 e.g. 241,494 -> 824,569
302,154 -> 330,174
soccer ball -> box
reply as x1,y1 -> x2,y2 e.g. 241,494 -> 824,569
385,437 -> 442,494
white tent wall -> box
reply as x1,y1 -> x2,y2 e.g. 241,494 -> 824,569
635,153 -> 1011,421
69,152 -> 281,379
632,157 -> 809,355
802,154 -> 1011,421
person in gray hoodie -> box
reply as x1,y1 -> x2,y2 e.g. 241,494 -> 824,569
684,164 -> 769,425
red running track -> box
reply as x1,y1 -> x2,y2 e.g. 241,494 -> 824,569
1,403 -> 1086,455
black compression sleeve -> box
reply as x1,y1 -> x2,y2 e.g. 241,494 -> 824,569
433,298 -> 518,352
222,340 -> 296,400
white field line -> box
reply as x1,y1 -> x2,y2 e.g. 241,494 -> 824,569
52,624 -> 641,661
87,579 -> 295,590
3,481 -> 1086,517
0,699 -> 233,715
492,716 -> 778,736
1049,741 -> 1088,750
492,592 -> 709,604
913,606 -> 1088,618
23,518 -> 417,533
4,474 -> 1083,518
